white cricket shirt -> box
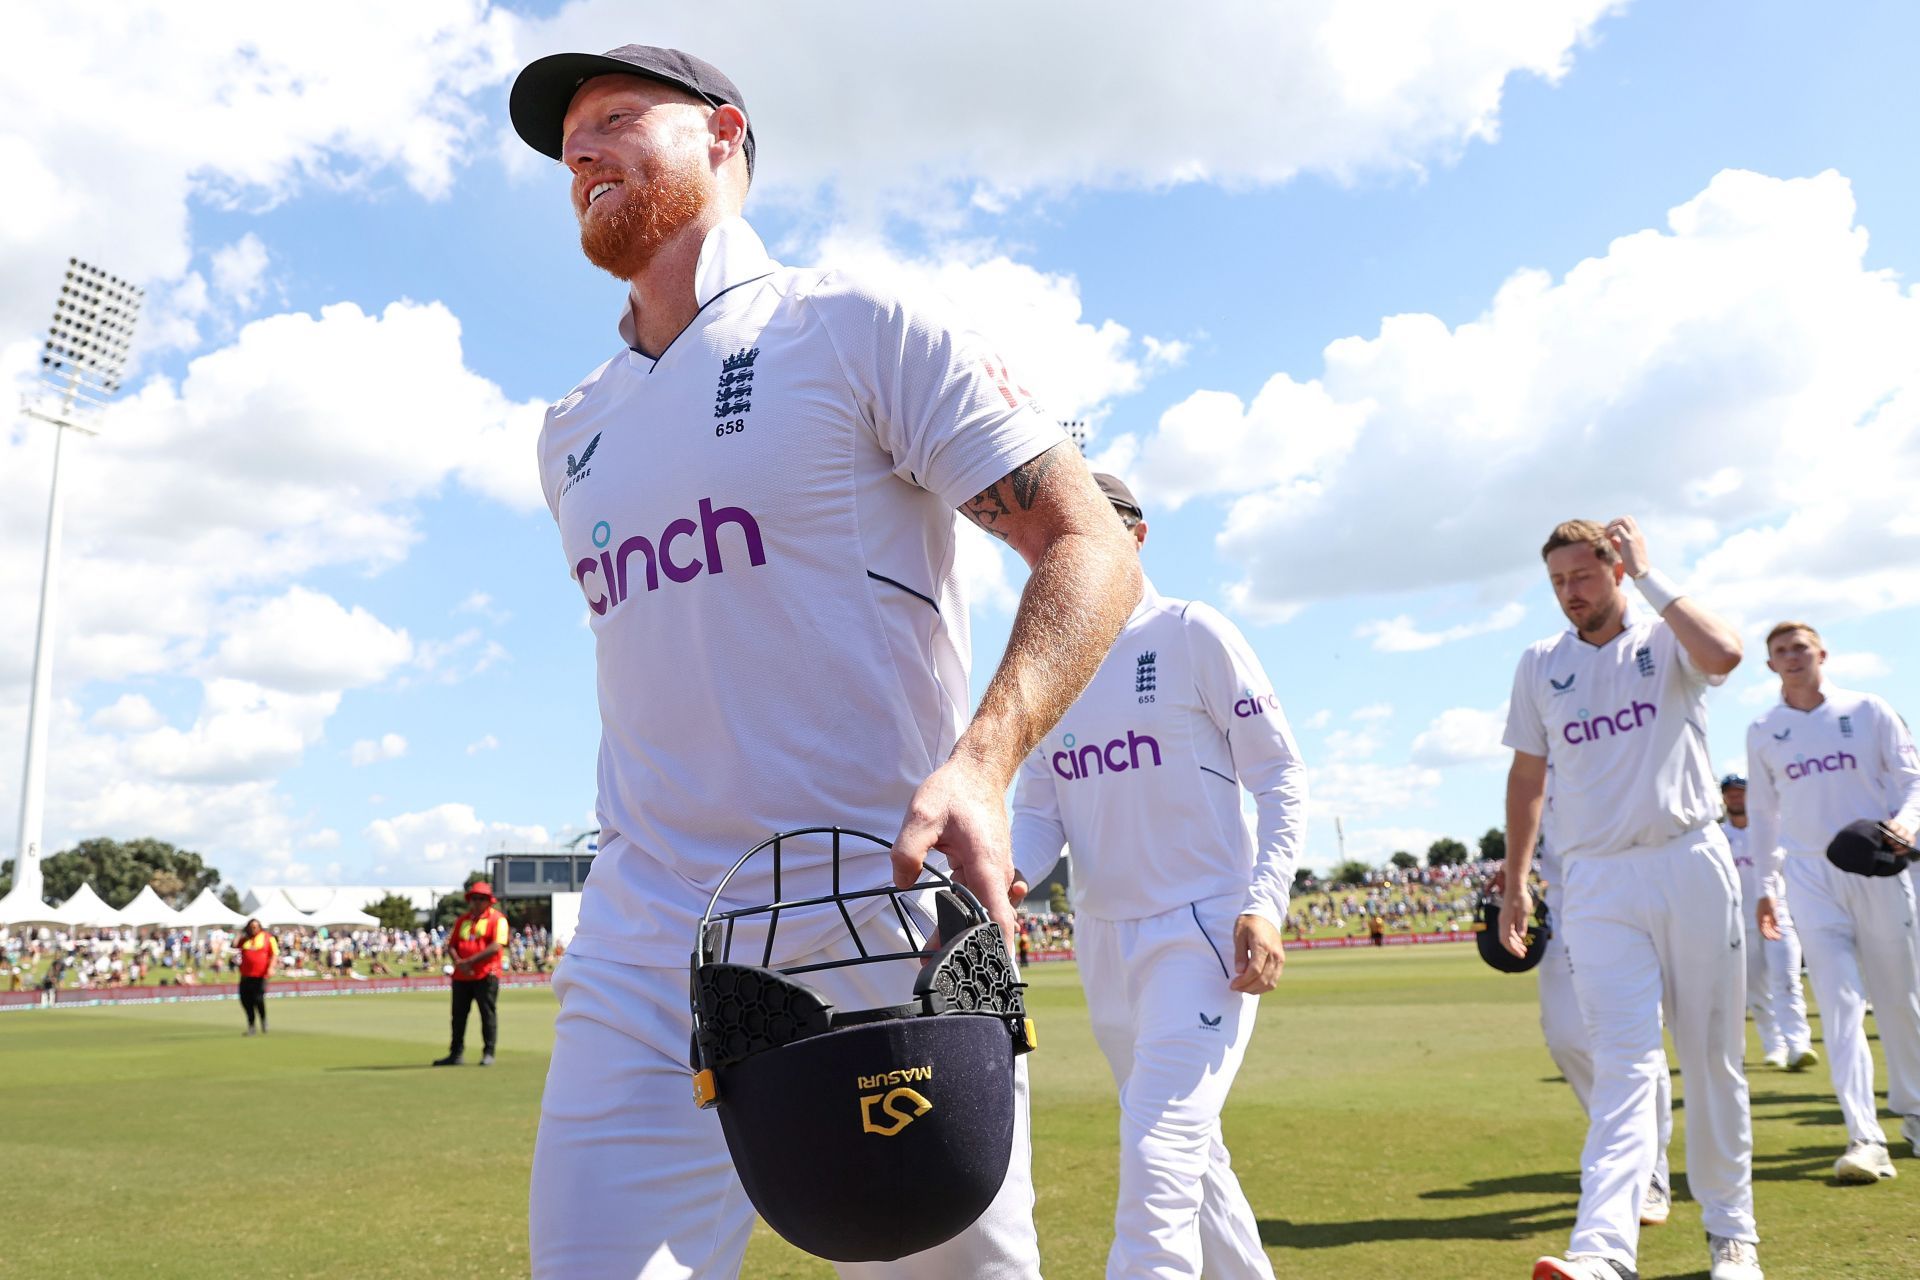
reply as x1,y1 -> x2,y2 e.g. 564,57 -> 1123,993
538,217 -> 1065,965
1745,684 -> 1920,884
1008,579 -> 1307,925
1503,615 -> 1725,861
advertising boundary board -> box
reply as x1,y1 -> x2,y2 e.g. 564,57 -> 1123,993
0,971 -> 553,1012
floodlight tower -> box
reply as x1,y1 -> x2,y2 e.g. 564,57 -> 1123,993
12,259 -> 141,903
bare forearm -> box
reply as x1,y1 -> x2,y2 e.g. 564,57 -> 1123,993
957,529 -> 1139,784
1659,595 -> 1742,676
1504,759 -> 1546,891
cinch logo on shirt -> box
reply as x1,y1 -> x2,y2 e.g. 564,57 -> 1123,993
1785,751 -> 1858,781
574,497 -> 767,616
1235,690 -> 1280,718
1052,730 -> 1162,781
1561,701 -> 1656,745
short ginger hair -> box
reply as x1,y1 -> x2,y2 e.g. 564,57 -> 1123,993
1765,621 -> 1822,651
1541,520 -> 1618,564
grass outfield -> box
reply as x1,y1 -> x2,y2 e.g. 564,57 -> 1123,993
2,948 -> 1915,1278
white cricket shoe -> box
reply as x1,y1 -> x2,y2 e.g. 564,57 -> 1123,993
1760,1047 -> 1787,1069
1787,1047 -> 1820,1072
1708,1235 -> 1763,1280
1833,1139 -> 1897,1183
1639,1173 -> 1670,1226
1533,1255 -> 1636,1280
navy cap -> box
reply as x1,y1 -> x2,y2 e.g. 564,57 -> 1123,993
1719,773 -> 1747,790
1093,472 -> 1142,519
510,45 -> 754,177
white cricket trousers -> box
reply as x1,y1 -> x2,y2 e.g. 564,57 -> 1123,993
1781,854 -> 1920,1144
1076,895 -> 1274,1280
529,948 -> 1040,1279
1741,888 -> 1811,1060
1537,931 -> 1672,1191
1560,828 -> 1755,1266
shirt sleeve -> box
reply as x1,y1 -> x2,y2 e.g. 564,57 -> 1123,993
1502,650 -> 1549,757
1009,748 -> 1068,891
1746,720 -> 1786,886
1186,602 -> 1307,928
1870,696 -> 1920,833
807,271 -> 1067,509
492,914 -> 510,947
1664,618 -> 1729,688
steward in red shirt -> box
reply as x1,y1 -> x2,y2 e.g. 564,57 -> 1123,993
236,918 -> 278,1036
434,882 -> 510,1067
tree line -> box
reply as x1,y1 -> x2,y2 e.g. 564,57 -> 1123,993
1294,827 -> 1507,891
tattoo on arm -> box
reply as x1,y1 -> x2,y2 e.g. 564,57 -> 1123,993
962,444 -> 1069,541
964,483 -> 1013,541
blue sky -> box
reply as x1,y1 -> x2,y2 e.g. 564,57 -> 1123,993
3,0 -> 1917,890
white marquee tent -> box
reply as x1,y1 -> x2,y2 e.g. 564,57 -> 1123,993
56,883 -> 124,929
244,887 -> 315,929
173,887 -> 247,931
0,886 -> 65,928
303,891 -> 380,929
116,885 -> 184,929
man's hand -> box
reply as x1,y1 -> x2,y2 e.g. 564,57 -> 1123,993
892,755 -> 1019,947
1230,915 -> 1285,994
1756,895 -> 1783,943
1606,515 -> 1651,578
1009,877 -> 1030,907
1885,821 -> 1914,853
1498,880 -> 1535,958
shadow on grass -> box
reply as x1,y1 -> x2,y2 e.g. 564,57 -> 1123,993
323,1063 -> 443,1072
1751,1143 -> 1855,1184
1420,1170 -> 1581,1200
1259,1203 -> 1575,1248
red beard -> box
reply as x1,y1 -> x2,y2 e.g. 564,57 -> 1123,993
578,153 -> 708,280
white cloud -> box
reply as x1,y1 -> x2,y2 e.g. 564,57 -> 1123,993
465,734 -> 500,756
525,1 -> 1621,214
811,232 -> 1165,423
1411,703 -> 1511,767
1352,703 -> 1395,722
1826,651 -> 1892,681
1308,760 -> 1443,819
365,803 -> 551,870
0,1 -> 519,342
1358,602 -> 1527,652
409,628 -> 510,686
1302,709 -> 1333,731
349,733 -> 409,766
1103,170 -> 1920,627
125,679 -> 338,785
90,694 -> 164,733
214,588 -> 413,695
210,234 -> 272,312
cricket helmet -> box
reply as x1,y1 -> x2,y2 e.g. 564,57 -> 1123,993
688,827 -> 1035,1262
1826,818 -> 1916,878
1475,891 -> 1552,973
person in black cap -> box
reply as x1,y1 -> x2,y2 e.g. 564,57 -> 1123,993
510,42 -> 1139,1278
1010,473 -> 1303,1278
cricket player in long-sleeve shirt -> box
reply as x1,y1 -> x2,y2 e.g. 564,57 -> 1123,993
1011,473 -> 1305,1280
1747,620 -> 1920,1184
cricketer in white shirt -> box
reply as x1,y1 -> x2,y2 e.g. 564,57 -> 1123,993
1746,621 -> 1920,1168
1718,781 -> 1812,1068
1536,788 -> 1674,1218
515,55 -> 1140,1278
1011,530 -> 1304,1278
1498,518 -> 1758,1280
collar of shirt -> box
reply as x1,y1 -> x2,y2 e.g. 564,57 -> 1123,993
1128,574 -> 1162,626
615,216 -> 779,349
